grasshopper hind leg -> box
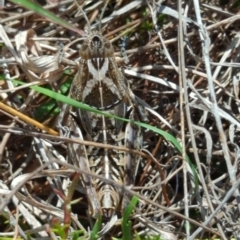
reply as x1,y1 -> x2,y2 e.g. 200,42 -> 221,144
122,108 -> 143,211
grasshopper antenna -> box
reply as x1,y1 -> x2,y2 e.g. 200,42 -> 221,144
75,0 -> 91,33
98,0 -> 110,31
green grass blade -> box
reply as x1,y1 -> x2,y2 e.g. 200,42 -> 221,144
13,80 -> 198,187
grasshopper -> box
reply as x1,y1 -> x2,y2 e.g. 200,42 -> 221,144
58,1 -> 145,219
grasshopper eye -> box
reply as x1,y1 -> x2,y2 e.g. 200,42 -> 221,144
104,41 -> 114,57
80,42 -> 90,59
80,43 -> 88,52
104,42 -> 111,49
81,43 -> 88,51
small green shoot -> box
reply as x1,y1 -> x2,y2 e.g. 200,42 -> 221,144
122,196 -> 138,240
70,230 -> 85,240
90,214 -> 102,240
51,220 -> 68,239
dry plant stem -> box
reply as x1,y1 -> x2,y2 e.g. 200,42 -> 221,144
0,109 -> 32,129
5,149 -> 34,184
0,161 -> 48,210
16,185 -> 87,235
3,0 -> 84,35
202,0 -> 239,199
13,180 -> 71,214
201,4 -> 233,17
142,2 -> 171,208
127,65 -> 239,103
108,13 -> 153,44
0,81 -> 46,93
151,138 -> 171,206
104,19 -> 141,38
191,177 -> 240,239
188,148 -> 231,156
0,123 -> 13,165
0,206 -> 26,238
24,224 -> 58,238
113,13 -> 240,58
0,24 -> 20,62
110,21 -> 142,43
147,1 -> 178,73
0,125 -> 151,163
13,205 -> 19,240
18,89 -> 36,111
126,68 -> 240,131
192,125 -> 213,165
188,80 -> 240,129
190,1 -> 232,239
33,137 -> 61,182
177,0 -> 190,237
0,102 -> 59,136
0,63 -> 19,165
99,0 -> 145,27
